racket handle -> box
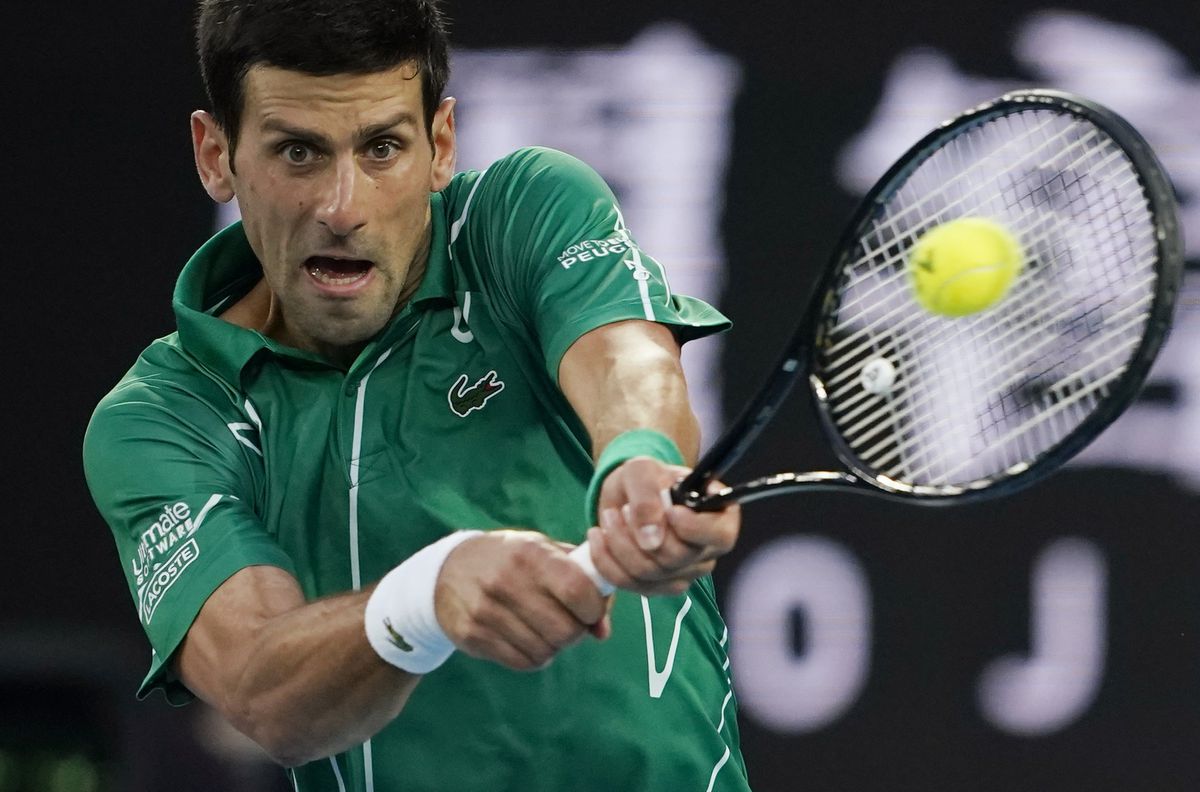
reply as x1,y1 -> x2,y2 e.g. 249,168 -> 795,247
567,542 -> 616,596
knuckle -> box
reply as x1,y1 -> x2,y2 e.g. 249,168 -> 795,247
528,644 -> 556,668
560,572 -> 595,606
619,553 -> 655,582
459,625 -> 489,651
467,597 -> 501,627
625,456 -> 656,474
509,538 -> 544,569
478,572 -> 509,601
716,522 -> 740,551
546,622 -> 579,650
507,653 -> 536,672
630,501 -> 660,526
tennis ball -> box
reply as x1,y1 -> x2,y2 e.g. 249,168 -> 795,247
908,217 -> 1023,317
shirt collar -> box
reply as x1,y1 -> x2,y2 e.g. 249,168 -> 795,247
410,191 -> 455,307
173,192 -> 455,389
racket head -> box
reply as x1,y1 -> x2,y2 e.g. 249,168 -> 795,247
806,89 -> 1183,502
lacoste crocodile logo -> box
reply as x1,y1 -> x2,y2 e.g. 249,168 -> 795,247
383,618 -> 414,652
448,370 -> 505,417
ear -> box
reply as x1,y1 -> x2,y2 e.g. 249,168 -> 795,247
191,110 -> 236,203
429,97 -> 457,192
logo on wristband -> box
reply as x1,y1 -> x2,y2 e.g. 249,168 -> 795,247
384,618 -> 415,652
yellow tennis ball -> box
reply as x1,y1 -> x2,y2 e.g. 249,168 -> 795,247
908,217 -> 1023,317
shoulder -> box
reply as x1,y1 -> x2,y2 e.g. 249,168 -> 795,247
439,148 -> 619,264
490,146 -> 601,177
85,334 -> 245,462
94,334 -> 238,414
442,147 -> 612,214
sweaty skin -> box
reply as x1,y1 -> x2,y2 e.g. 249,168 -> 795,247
195,64 -> 454,367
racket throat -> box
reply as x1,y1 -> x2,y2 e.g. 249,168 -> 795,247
690,471 -> 864,509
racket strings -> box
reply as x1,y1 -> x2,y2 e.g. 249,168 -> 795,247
821,134 -> 1144,376
825,231 -> 1154,418
888,215 -> 1147,479
846,256 -> 1155,461
882,162 -> 1148,480
817,108 -> 1159,490
819,149 -> 1144,396
824,173 -> 1152,425
888,309 -> 1148,484
858,113 -> 1091,263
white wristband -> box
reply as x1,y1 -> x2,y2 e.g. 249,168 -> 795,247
364,531 -> 483,674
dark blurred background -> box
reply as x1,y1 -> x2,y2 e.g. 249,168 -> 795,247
6,1 -> 1200,790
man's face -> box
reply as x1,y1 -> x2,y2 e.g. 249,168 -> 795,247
205,64 -> 455,357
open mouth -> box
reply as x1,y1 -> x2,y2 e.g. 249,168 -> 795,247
304,256 -> 374,288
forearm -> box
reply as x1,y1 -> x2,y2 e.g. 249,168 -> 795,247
179,572 -> 418,767
240,590 -> 417,764
560,320 -> 741,595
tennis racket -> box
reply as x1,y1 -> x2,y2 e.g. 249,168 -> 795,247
570,89 -> 1183,594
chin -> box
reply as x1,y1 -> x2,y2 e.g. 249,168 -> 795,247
310,314 -> 391,349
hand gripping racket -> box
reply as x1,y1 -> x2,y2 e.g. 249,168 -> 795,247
570,90 -> 1183,594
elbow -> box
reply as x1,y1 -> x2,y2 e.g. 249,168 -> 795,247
227,698 -> 326,768
258,734 -> 321,770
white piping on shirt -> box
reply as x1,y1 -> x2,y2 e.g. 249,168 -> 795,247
348,339 -> 408,792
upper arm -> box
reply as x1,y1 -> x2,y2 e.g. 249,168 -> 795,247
84,379 -> 296,701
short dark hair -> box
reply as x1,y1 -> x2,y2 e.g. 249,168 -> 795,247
196,0 -> 451,153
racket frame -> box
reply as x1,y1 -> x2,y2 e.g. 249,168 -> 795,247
677,90 -> 1183,510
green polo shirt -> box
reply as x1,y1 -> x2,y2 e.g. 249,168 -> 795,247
84,147 -> 749,791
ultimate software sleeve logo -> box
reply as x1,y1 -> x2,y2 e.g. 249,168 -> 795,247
448,371 -> 505,417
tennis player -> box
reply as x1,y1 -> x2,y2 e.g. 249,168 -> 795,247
84,1 -> 750,789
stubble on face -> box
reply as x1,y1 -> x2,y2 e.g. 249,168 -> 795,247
222,64 -> 449,367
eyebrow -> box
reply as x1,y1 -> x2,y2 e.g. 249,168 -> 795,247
358,112 -> 420,140
260,112 -> 420,147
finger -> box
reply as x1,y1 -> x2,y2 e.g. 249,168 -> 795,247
619,462 -> 677,547
586,524 -> 641,591
543,547 -> 612,622
587,595 -> 615,640
497,575 -> 597,653
598,506 -> 705,584
452,599 -> 559,670
622,502 -> 664,552
495,534 -> 608,628
478,547 -> 600,652
587,526 -> 717,596
662,503 -> 741,560
597,459 -> 676,549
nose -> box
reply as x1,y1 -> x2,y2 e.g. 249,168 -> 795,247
315,156 -> 368,237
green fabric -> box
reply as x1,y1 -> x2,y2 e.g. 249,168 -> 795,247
585,428 -> 685,525
84,147 -> 747,791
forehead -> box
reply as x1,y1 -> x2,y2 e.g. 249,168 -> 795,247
241,63 -> 425,132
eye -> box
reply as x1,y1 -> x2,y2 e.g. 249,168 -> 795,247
366,140 -> 402,161
281,143 -> 317,165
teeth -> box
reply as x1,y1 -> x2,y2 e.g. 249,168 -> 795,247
307,260 -> 370,287
310,268 -> 367,286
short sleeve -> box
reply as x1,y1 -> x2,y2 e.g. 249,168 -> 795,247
83,375 -> 296,703
459,147 -> 731,381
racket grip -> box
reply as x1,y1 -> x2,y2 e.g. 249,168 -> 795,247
567,542 -> 616,596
